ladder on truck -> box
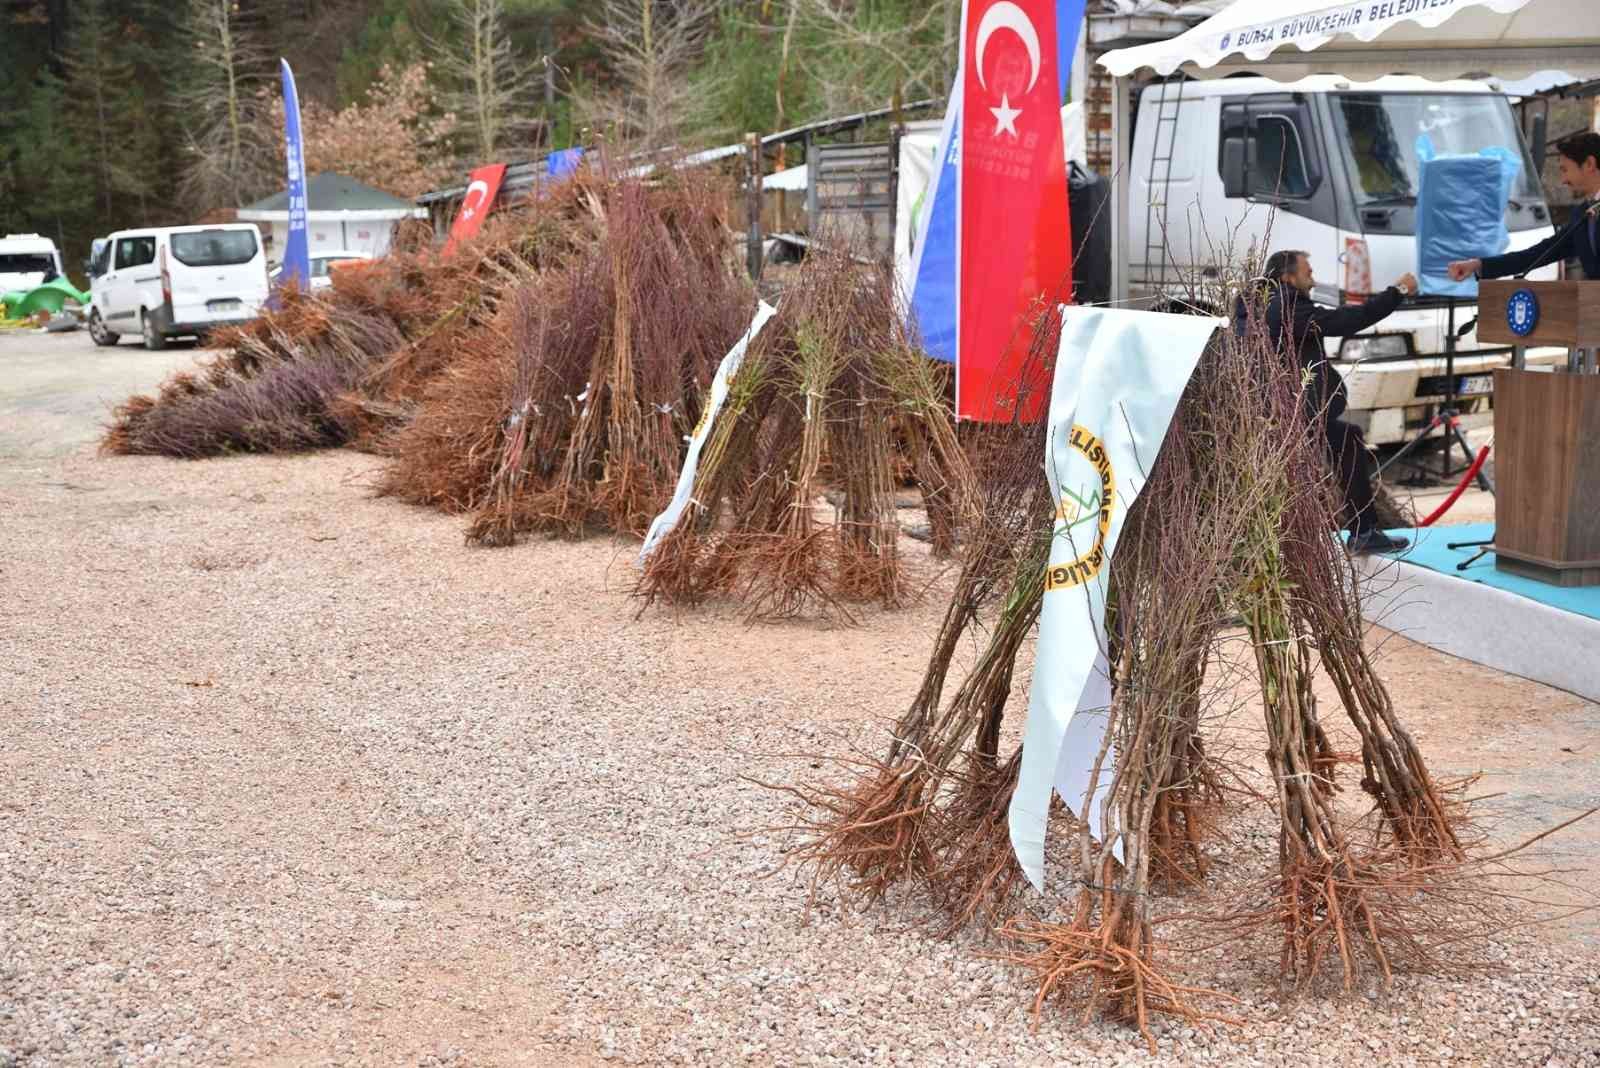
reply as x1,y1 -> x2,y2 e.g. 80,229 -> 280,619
1140,77 -> 1185,299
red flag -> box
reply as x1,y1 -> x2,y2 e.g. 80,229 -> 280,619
958,0 -> 1072,422
443,163 -> 508,255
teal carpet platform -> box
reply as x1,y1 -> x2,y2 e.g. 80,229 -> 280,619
1356,523 -> 1600,702
1377,522 -> 1600,622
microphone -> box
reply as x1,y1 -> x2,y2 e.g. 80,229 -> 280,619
1514,202 -> 1593,280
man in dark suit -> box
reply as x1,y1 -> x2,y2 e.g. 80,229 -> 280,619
1448,132 -> 1600,282
1235,250 -> 1418,554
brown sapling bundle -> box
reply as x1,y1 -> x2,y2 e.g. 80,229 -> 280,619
634,248 -> 977,621
785,295 -> 1563,1044
460,171 -> 757,543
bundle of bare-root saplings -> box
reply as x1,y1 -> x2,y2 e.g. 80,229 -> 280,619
784,301 -> 1577,1047
103,173 -> 978,617
633,248 -> 977,622
444,176 -> 759,542
101,184 -> 592,459
102,172 -> 757,539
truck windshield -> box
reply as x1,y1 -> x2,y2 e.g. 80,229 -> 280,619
1331,93 -> 1539,206
0,253 -> 54,274
171,230 -> 258,267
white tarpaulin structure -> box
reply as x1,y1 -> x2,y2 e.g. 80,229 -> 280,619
1096,0 -> 1600,301
1100,0 -> 1600,82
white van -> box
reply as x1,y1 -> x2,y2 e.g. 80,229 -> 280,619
0,233 -> 65,293
87,224 -> 269,349
1127,75 -> 1561,445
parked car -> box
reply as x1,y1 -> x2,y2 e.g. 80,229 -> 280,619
268,250 -> 373,291
0,233 -> 65,293
86,224 -> 269,349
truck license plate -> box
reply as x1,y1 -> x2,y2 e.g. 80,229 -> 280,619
1460,374 -> 1493,395
207,298 -> 242,311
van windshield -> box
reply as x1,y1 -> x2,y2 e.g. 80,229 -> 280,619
170,230 -> 258,267
0,253 -> 54,274
1331,93 -> 1540,206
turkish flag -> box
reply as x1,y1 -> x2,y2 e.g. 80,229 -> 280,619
958,0 -> 1072,422
443,163 -> 508,255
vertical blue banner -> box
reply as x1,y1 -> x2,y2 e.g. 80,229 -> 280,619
1055,0 -> 1085,104
279,59 -> 311,293
907,79 -> 961,364
906,0 -> 1086,365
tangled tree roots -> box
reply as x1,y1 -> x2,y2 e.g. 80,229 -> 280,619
1002,885 -> 1243,1051
768,758 -> 942,912
925,751 -> 1028,934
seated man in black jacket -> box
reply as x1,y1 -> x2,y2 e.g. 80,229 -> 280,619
1236,249 -> 1418,554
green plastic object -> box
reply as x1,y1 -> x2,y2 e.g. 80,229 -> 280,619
1,278 -> 91,319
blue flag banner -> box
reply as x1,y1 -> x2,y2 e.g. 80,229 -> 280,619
1055,0 -> 1085,103
905,0 -> 1087,364
906,80 -> 961,363
278,59 -> 311,293
547,147 -> 585,181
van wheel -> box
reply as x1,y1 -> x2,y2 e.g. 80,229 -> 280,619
88,309 -> 119,347
141,310 -> 166,351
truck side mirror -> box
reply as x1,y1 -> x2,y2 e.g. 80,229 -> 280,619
83,258 -> 94,278
1221,138 -> 1246,199
1531,112 -> 1548,175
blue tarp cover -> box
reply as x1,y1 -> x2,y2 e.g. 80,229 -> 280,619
1415,136 -> 1520,298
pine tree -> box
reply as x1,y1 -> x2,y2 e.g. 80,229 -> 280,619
62,0 -> 162,224
0,67 -> 94,257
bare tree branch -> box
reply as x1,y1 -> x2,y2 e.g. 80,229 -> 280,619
428,0 -> 542,162
172,0 -> 276,212
576,0 -> 722,152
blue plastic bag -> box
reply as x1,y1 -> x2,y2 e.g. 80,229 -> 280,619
1414,134 -> 1521,298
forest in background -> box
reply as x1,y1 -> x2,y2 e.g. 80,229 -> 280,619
0,0 -> 960,274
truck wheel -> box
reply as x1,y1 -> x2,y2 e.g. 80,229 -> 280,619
141,310 -> 167,351
88,309 -> 119,347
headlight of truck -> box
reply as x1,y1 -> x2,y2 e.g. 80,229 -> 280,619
1338,334 -> 1412,361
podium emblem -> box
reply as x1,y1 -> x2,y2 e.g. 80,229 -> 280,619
1506,288 -> 1540,337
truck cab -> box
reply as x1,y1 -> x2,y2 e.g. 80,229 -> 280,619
1128,75 -> 1560,445
0,233 -> 65,293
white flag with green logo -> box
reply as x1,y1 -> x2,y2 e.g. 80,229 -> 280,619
1008,307 -> 1221,893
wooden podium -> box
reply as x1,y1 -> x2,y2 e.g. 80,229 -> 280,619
1478,280 -> 1600,587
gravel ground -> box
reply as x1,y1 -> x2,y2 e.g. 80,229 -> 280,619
3,331 -> 1599,1066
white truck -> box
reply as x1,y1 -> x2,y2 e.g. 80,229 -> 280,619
1126,74 -> 1561,445
0,233 -> 66,293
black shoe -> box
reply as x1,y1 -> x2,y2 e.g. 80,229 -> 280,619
1348,529 -> 1409,555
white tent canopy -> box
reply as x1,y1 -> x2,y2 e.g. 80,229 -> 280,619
1099,0 -> 1600,83
1094,0 -> 1600,302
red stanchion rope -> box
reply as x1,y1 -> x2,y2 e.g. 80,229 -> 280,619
1417,444 -> 1491,528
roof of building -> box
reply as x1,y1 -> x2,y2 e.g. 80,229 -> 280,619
414,98 -> 940,207
239,173 -> 422,218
